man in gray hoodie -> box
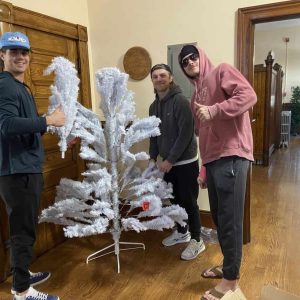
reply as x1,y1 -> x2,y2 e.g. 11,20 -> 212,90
149,63 -> 205,260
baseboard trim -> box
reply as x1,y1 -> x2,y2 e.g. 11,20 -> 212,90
200,209 -> 215,229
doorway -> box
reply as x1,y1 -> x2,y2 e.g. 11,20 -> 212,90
237,1 -> 300,243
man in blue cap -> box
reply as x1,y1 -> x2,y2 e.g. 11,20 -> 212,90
0,32 -> 65,300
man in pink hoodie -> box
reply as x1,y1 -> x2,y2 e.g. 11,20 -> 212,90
178,45 -> 257,300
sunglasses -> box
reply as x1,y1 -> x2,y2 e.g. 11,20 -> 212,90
181,53 -> 199,68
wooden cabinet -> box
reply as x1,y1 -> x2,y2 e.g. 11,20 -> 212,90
0,0 -> 92,282
252,52 -> 283,166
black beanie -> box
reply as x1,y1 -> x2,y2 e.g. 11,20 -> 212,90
179,45 -> 198,64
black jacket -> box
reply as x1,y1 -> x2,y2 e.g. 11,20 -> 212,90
0,71 -> 47,175
149,84 -> 197,164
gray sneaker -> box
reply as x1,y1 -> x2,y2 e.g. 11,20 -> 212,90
162,230 -> 191,246
181,238 -> 206,260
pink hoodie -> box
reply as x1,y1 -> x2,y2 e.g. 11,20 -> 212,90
180,47 -> 257,165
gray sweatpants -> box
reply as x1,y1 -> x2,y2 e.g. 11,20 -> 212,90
205,156 -> 250,280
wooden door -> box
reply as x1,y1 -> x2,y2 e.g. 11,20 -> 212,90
252,53 -> 274,166
0,0 -> 92,282
253,64 -> 266,164
19,26 -> 83,257
274,63 -> 283,149
268,69 -> 277,156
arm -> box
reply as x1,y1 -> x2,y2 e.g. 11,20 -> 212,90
0,87 -> 65,137
0,92 -> 47,136
148,104 -> 159,161
191,95 -> 200,136
197,165 -> 207,189
208,64 -> 257,120
149,136 -> 159,161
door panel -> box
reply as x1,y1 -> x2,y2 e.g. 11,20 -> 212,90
253,65 -> 266,163
14,26 -> 82,256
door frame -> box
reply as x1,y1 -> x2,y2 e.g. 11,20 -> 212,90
237,0 -> 300,82
237,0 -> 300,243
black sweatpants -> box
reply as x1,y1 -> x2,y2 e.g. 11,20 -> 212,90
0,173 -> 43,293
205,156 -> 249,280
164,160 -> 201,240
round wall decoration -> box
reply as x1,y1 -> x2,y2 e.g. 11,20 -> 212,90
123,46 -> 152,80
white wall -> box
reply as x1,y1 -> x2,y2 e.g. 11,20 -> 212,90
87,0 -> 284,210
255,26 -> 300,103
87,0 -> 285,119
8,0 -> 88,25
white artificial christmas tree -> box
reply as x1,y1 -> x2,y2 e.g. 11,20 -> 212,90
40,57 -> 187,272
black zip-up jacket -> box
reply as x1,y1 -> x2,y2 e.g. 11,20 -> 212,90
149,84 -> 198,164
0,71 -> 47,175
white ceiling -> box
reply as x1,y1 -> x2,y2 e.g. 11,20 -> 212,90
255,18 -> 300,52
256,18 -> 300,31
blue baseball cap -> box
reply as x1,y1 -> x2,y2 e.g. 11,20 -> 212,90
0,32 -> 30,50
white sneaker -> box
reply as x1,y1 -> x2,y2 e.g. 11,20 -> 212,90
13,287 -> 59,300
162,230 -> 191,246
181,238 -> 206,260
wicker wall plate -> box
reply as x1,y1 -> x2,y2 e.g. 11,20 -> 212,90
123,46 -> 152,80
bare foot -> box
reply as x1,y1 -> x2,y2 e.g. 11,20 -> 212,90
201,265 -> 223,279
201,279 -> 238,300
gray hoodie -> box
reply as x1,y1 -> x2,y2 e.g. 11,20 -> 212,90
149,84 -> 198,164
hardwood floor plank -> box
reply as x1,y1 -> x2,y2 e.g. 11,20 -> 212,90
1,137 -> 299,299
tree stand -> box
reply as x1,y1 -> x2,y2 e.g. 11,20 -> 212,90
86,231 -> 145,273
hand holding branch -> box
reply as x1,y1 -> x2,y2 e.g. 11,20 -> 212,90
46,106 -> 66,127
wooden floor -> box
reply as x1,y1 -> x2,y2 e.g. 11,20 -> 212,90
1,137 -> 300,299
